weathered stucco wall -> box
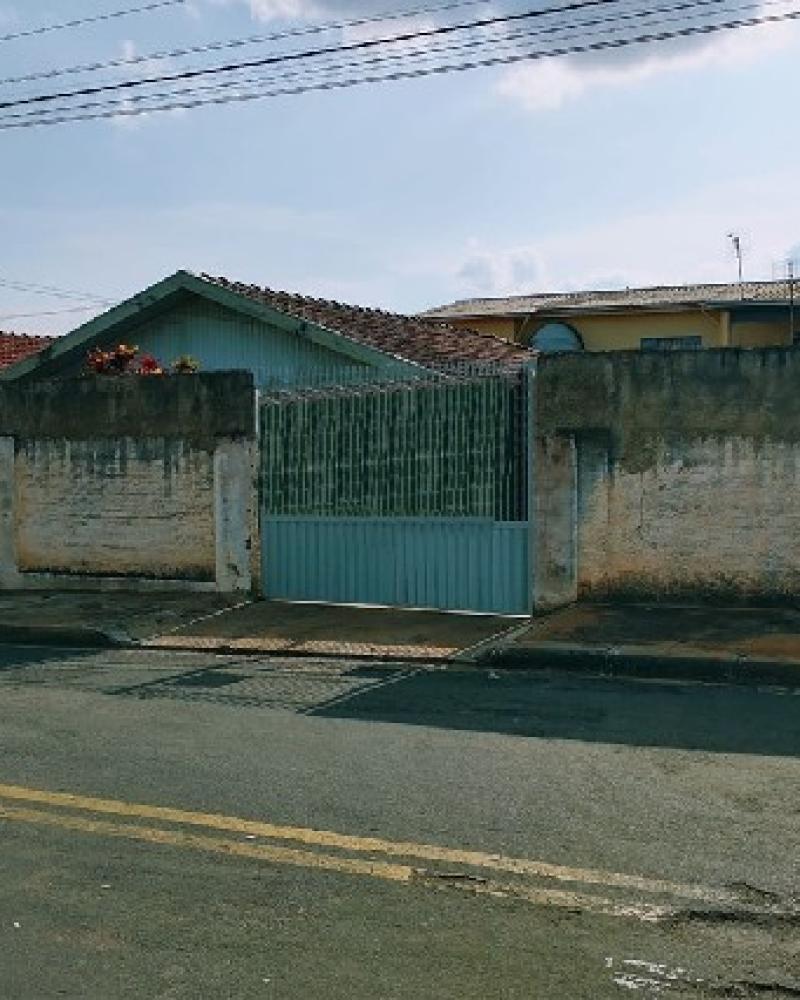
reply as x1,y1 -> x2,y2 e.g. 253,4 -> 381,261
15,439 -> 216,579
536,348 -> 800,603
0,374 -> 256,593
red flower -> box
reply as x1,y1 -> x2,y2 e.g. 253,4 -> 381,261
137,353 -> 163,375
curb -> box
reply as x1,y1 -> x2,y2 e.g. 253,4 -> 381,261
0,624 -> 125,648
483,642 -> 800,687
4,625 -> 800,687
136,640 -> 453,665
0,626 -> 452,664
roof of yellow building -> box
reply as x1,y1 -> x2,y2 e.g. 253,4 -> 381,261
423,279 -> 799,320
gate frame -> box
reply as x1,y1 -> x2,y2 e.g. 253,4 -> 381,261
258,363 -> 537,616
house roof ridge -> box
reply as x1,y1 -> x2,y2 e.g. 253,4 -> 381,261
197,272 -> 530,366
200,272 -> 444,320
423,276 -> 798,319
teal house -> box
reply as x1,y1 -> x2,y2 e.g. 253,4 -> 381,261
2,270 -> 526,386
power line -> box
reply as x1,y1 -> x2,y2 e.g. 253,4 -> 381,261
5,4 -> 799,128
1,0 -> 773,121
0,276 -> 114,305
86,0 -> 800,112
0,1 -> 627,110
0,0 -> 186,45
6,0 -> 798,127
0,304 -> 102,321
0,0 -> 494,88
4,0 -> 793,113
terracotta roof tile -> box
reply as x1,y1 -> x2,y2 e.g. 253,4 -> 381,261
0,331 -> 53,371
201,274 -> 529,367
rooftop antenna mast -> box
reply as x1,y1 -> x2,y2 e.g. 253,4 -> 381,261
728,232 -> 744,297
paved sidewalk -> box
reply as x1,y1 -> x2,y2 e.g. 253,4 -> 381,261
491,603 -> 800,685
0,591 -> 242,647
144,599 -> 517,660
0,591 -> 517,662
3,590 -> 800,683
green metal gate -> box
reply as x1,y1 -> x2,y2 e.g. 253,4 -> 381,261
259,368 -> 531,614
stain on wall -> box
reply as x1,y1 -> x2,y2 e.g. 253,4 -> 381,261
537,348 -> 800,603
0,374 -> 257,592
15,438 -> 216,579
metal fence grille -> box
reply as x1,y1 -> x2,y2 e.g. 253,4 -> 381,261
260,369 -> 528,521
252,361 -> 521,391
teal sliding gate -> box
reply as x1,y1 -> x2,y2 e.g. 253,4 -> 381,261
260,369 -> 531,614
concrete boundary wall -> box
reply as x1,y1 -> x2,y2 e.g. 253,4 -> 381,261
0,374 -> 257,594
534,348 -> 800,605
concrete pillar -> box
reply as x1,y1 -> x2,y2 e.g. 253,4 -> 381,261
531,433 -> 578,610
0,437 -> 18,588
214,438 -> 254,593
720,310 -> 732,346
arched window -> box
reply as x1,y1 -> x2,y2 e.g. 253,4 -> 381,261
530,322 -> 584,353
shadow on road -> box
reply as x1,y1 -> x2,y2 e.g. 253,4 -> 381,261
0,644 -> 100,671
3,643 -> 798,757
309,667 -> 800,757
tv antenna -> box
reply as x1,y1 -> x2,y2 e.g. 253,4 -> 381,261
727,232 -> 744,293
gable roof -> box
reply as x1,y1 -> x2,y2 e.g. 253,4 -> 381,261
0,331 -> 54,371
201,274 -> 529,366
423,279 -> 799,320
1,270 -> 528,382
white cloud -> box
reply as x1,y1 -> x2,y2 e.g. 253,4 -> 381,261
342,14 -> 437,46
445,170 -> 800,298
496,12 -> 799,113
456,242 -> 544,296
209,0 -> 376,22
248,0 -> 320,18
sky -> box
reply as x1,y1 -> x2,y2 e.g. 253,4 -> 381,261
1,0 -> 800,334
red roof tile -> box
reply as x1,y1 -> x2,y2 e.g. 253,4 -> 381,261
0,331 -> 53,371
201,274 -> 530,367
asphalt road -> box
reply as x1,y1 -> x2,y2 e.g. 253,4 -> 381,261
0,643 -> 798,1000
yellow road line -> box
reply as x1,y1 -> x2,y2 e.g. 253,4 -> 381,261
0,781 -> 731,905
419,875 -> 674,923
0,803 -> 412,881
0,802 -> 669,922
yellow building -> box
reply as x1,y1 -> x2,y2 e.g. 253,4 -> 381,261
422,280 -> 799,353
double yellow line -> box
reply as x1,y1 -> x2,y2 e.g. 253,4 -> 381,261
0,781 -> 737,922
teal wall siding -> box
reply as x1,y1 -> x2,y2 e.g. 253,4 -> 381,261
128,298 -> 365,386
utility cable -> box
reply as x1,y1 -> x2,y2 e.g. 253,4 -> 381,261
0,1 -> 633,110
4,0 -> 784,121
0,0 -> 495,87
4,4 -> 798,127
1,0 -> 775,121
0,0 -> 186,45
0,276 -> 114,304
0,305 -> 103,321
